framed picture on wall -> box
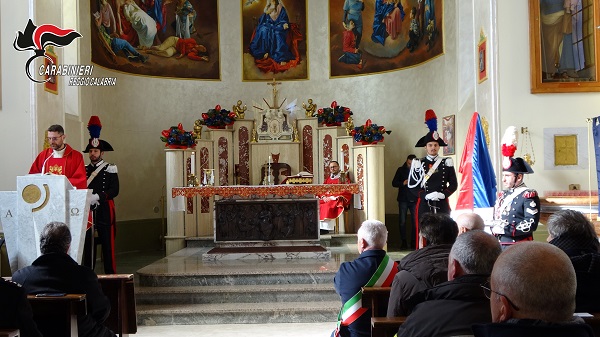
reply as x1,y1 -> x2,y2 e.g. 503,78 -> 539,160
442,115 -> 455,155
529,0 -> 600,93
478,34 -> 487,83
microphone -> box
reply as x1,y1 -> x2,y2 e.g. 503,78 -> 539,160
40,153 -> 54,175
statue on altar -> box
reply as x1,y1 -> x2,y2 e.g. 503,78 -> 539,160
252,79 -> 300,141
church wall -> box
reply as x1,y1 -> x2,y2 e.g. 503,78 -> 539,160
498,0 -> 600,194
78,0 -> 461,222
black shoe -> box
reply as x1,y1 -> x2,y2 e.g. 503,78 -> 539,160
320,229 -> 330,235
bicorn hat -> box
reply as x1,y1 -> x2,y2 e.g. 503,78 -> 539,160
501,126 -> 533,174
415,109 -> 447,147
83,116 -> 114,153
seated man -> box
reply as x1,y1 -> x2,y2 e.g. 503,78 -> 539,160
387,213 -> 458,317
0,278 -> 42,337
547,209 -> 600,312
12,222 -> 116,337
397,230 -> 501,336
472,242 -> 595,337
332,220 -> 397,337
456,212 -> 485,234
319,160 -> 352,233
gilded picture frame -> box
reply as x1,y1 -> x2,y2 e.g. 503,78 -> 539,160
529,0 -> 600,93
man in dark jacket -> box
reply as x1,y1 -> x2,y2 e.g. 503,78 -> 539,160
0,277 -> 42,337
332,220 -> 397,337
392,154 -> 417,249
546,209 -> 600,312
12,222 -> 116,337
472,242 -> 595,337
397,230 -> 501,336
387,213 -> 458,317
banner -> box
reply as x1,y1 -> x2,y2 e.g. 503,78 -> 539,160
456,113 -> 497,210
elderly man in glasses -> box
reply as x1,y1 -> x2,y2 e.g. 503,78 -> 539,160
472,242 -> 595,337
29,124 -> 87,189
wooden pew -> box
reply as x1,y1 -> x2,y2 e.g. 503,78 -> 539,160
361,287 -> 403,337
98,274 -> 137,336
28,293 -> 86,337
0,329 -> 19,337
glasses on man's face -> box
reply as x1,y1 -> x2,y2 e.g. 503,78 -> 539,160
47,136 -> 63,142
481,282 -> 520,311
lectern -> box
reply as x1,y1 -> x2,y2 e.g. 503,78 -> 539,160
0,175 -> 90,272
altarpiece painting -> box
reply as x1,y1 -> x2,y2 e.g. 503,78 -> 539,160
90,0 -> 220,80
329,0 -> 444,77
241,0 -> 308,81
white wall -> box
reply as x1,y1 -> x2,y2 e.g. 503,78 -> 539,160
498,0 -> 600,194
0,1 -> 34,191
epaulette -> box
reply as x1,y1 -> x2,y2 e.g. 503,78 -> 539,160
444,157 -> 454,167
106,163 -> 118,174
523,190 -> 537,199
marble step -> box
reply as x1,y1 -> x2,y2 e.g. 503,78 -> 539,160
137,301 -> 340,325
184,234 -> 358,248
138,268 -> 336,287
136,283 -> 339,305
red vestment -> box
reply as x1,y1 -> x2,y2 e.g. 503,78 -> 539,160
29,144 -> 87,190
319,175 -> 352,220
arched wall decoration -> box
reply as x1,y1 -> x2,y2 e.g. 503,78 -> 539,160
218,137 -> 228,186
200,147 -> 210,213
302,125 -> 313,173
328,0 -> 444,78
238,126 -> 250,185
323,134 -> 333,178
356,154 -> 364,210
90,0 -> 220,80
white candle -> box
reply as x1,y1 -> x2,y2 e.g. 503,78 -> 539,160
203,169 -> 207,185
190,152 -> 195,173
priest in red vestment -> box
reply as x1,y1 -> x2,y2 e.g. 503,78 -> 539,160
29,124 -> 87,190
319,161 -> 352,232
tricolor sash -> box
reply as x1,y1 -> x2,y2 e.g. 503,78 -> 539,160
335,255 -> 398,335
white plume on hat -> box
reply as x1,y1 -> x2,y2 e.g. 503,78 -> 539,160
501,126 -> 518,170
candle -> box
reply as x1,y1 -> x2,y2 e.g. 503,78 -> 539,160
203,169 -> 207,185
267,155 -> 272,184
190,152 -> 195,173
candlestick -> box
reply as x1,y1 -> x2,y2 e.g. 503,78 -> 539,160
190,152 -> 195,173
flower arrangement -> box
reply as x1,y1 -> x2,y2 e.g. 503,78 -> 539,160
201,104 -> 236,129
351,119 -> 386,145
317,101 -> 353,126
160,123 -> 196,149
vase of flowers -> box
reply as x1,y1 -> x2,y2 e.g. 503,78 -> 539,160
160,123 -> 196,149
352,119 -> 386,145
317,101 -> 353,127
201,105 -> 236,129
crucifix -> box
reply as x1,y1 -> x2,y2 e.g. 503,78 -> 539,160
267,78 -> 282,108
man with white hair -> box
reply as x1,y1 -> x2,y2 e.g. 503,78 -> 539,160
472,242 -> 595,336
397,230 -> 501,336
332,220 -> 397,337
456,212 -> 485,234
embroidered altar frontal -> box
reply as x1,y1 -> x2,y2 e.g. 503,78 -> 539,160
215,198 -> 319,242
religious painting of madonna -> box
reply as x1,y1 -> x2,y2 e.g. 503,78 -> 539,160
90,0 -> 220,80
242,0 -> 308,81
329,0 -> 443,78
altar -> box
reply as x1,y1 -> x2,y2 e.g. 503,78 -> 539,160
165,82 -> 386,255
